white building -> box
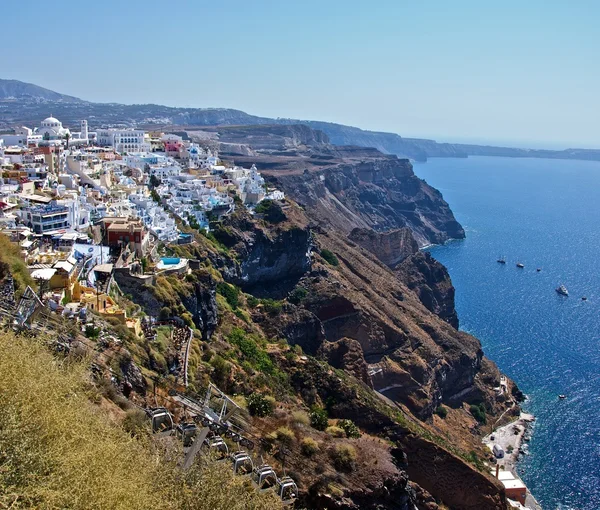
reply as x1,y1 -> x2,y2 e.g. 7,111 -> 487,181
97,129 -> 151,153
37,116 -> 71,141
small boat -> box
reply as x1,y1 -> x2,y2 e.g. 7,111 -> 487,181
497,256 -> 506,264
516,262 -> 525,268
558,394 -> 567,400
582,296 -> 588,301
536,268 -> 542,272
556,285 -> 569,296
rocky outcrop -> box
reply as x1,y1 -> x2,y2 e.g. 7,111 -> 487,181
304,471 -> 419,510
118,349 -> 147,395
349,227 -> 418,267
271,157 -> 465,247
395,251 -> 459,329
180,274 -> 218,340
318,337 -> 372,387
218,212 -> 312,293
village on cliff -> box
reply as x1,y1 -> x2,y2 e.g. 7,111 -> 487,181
0,116 -> 284,333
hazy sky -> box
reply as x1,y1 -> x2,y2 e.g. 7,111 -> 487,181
3,1 -> 599,148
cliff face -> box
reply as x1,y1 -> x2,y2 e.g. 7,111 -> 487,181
271,157 -> 465,247
396,251 -> 459,329
348,227 -> 419,267
216,213 -> 312,293
192,124 -> 330,153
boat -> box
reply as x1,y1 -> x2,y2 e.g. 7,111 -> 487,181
558,394 -> 567,400
497,256 -> 506,264
536,268 -> 542,272
582,296 -> 588,301
516,262 -> 525,268
556,285 -> 569,296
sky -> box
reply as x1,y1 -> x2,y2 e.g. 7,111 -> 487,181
2,1 -> 599,148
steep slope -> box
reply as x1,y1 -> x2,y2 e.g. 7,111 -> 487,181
266,156 -> 465,247
0,331 -> 280,510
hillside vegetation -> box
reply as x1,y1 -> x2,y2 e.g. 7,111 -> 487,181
0,331 -> 280,510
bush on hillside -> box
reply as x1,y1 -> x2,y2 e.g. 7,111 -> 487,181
274,426 -> 295,445
470,403 -> 487,424
435,405 -> 448,419
300,437 -> 320,457
246,392 -> 275,417
217,282 -> 240,309
326,426 -> 345,438
254,199 -> 286,223
291,410 -> 310,426
0,233 -> 34,294
228,328 -> 274,374
288,286 -> 308,304
320,249 -> 339,266
338,419 -> 361,438
331,444 -> 357,472
309,406 -> 329,431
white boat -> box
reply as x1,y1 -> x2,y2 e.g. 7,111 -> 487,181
556,284 -> 569,296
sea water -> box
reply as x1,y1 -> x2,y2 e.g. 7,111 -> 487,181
414,156 -> 600,510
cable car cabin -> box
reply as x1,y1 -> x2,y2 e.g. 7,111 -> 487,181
230,451 -> 254,475
176,423 -> 198,447
147,408 -> 174,434
277,476 -> 298,505
251,465 -> 278,492
204,436 -> 228,460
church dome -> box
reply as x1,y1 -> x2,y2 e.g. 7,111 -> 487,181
42,116 -> 62,127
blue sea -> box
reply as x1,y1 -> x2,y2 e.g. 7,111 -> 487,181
414,156 -> 600,510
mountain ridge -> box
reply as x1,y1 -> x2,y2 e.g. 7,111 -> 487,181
2,77 -> 600,163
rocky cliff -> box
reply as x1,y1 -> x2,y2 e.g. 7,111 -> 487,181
349,227 -> 419,267
268,156 -> 465,247
396,251 -> 459,329
211,209 -> 312,295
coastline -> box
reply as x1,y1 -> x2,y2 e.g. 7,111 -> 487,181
483,413 -> 542,510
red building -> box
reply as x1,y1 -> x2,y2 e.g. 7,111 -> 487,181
101,217 -> 149,257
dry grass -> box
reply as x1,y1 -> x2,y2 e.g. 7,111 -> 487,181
0,331 -> 280,510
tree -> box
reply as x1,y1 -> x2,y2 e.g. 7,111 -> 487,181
149,174 -> 161,189
64,132 -> 71,149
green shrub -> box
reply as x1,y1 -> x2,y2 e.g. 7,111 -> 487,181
288,286 -> 308,304
300,437 -> 320,457
331,444 -> 357,471
470,403 -> 487,424
85,325 -> 100,339
326,426 -> 345,438
291,410 -> 310,426
320,249 -> 339,266
246,295 -> 259,308
337,419 -> 361,438
309,407 -> 329,431
247,393 -> 275,417
254,200 -> 286,223
228,328 -> 274,374
260,298 -> 283,315
435,405 -> 448,419
217,282 -> 240,309
210,355 -> 232,388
